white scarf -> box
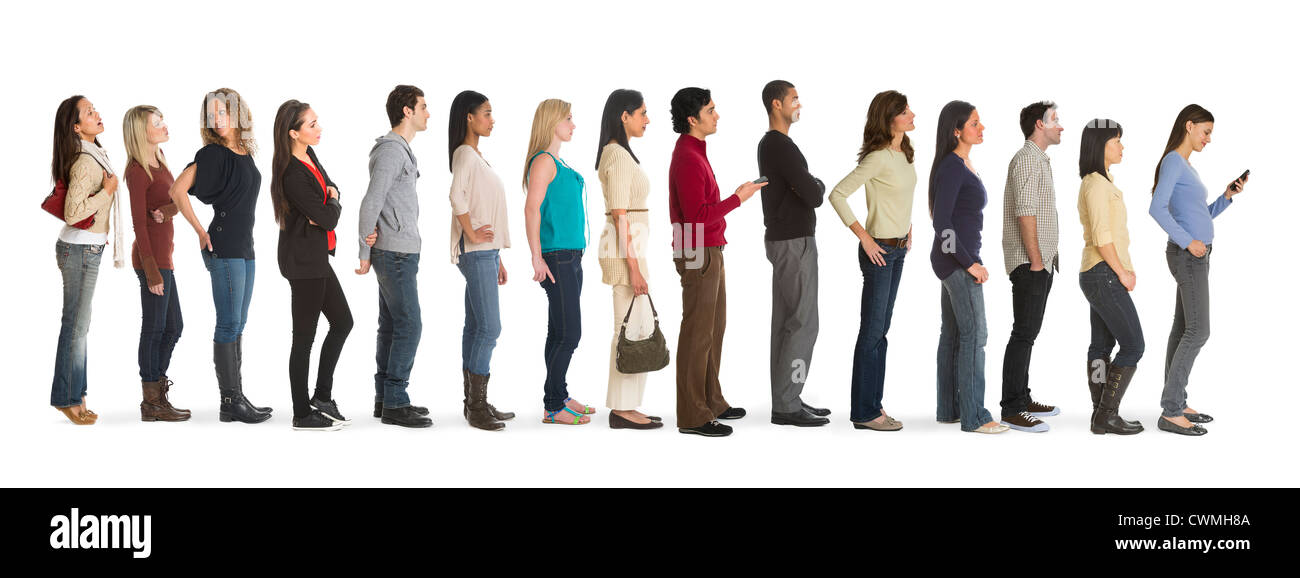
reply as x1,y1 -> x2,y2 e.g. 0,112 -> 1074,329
80,140 -> 124,268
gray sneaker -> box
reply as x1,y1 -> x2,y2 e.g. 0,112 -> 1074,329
1002,411 -> 1050,433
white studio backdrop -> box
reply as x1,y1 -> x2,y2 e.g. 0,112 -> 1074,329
0,0 -> 1294,487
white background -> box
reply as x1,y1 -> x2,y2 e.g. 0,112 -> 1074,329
1,0 -> 1295,487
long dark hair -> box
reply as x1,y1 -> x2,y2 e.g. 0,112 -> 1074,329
1079,119 -> 1123,180
928,100 -> 976,214
448,90 -> 488,172
858,90 -> 914,164
52,95 -> 96,185
1152,104 -> 1214,193
270,99 -> 312,226
595,89 -> 644,170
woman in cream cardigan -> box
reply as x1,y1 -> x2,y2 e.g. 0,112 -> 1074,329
595,89 -> 662,430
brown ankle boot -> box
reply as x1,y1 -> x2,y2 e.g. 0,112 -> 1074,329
157,376 -> 191,416
465,372 -> 505,431
142,380 -> 191,422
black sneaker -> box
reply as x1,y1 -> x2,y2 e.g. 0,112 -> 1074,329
381,406 -> 433,428
717,407 -> 746,420
373,402 -> 430,418
310,396 -> 350,426
292,410 -> 343,431
679,420 -> 733,437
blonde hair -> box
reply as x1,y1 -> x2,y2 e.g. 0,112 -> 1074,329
122,105 -> 168,181
521,98 -> 571,189
201,88 -> 257,156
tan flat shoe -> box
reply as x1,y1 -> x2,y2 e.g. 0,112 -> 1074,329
972,423 -> 1010,434
58,407 -> 95,426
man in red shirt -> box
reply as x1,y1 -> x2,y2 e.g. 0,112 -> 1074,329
668,87 -> 766,437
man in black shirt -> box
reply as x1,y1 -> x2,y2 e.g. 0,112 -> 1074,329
757,80 -> 829,427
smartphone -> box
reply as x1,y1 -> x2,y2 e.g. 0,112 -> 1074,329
752,176 -> 769,184
1230,169 -> 1250,192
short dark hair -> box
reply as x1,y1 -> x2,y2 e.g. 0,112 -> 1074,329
1019,100 -> 1056,139
670,87 -> 711,134
386,85 -> 424,128
1078,119 -> 1123,179
762,80 -> 794,116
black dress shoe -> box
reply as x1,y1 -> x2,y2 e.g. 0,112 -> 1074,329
801,402 -> 831,417
374,402 -> 430,418
1157,417 -> 1207,436
381,406 -> 433,428
1185,412 -> 1214,424
678,420 -> 733,437
610,412 -> 664,430
771,409 -> 830,427
717,407 -> 746,420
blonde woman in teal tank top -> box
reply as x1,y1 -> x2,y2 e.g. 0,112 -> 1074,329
523,99 -> 593,425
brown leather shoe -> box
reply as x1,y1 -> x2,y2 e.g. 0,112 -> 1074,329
465,372 -> 505,431
57,407 -> 95,425
158,375 -> 191,416
142,380 -> 191,422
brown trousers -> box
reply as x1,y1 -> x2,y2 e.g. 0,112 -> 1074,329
674,246 -> 730,428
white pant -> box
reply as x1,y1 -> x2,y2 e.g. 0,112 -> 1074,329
607,284 -> 655,410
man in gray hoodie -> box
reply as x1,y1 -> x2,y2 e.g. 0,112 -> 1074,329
356,85 -> 433,428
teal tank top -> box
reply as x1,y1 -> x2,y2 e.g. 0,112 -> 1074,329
529,151 -> 587,252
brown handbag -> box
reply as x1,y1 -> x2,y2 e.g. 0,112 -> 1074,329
615,293 -> 670,374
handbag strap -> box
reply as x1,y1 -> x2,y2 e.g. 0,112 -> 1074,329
620,292 -> 660,328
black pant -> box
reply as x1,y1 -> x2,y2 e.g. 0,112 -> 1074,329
289,269 -> 353,418
1001,263 -> 1052,415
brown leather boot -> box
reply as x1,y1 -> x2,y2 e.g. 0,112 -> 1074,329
142,380 -> 191,422
158,375 -> 191,416
464,368 -> 515,421
465,372 -> 505,431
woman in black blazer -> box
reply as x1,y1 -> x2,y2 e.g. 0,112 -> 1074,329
271,100 -> 354,431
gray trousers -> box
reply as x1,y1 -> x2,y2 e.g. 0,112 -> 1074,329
1162,242 -> 1212,418
765,236 -> 820,413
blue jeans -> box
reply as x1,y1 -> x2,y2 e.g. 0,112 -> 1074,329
201,250 -> 254,344
1079,263 -> 1145,368
937,269 -> 994,431
458,249 -> 502,376
135,268 -> 183,382
850,242 -> 906,423
51,240 -> 103,408
372,248 -> 421,409
540,249 -> 583,412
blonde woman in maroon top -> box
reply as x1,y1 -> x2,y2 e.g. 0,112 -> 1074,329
123,105 -> 189,421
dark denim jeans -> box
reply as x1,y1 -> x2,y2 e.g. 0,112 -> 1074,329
850,242 -> 905,423
201,250 -> 255,344
135,268 -> 183,382
1079,263 -> 1145,370
458,249 -> 502,376
1000,263 -> 1053,416
51,240 -> 103,408
1162,242 -> 1212,418
937,269 -> 994,431
372,248 -> 421,409
540,249 -> 583,413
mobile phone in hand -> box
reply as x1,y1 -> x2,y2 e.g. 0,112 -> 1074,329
752,177 -> 769,184
1230,169 -> 1250,192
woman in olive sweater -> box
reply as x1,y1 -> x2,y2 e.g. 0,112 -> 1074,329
271,100 -> 353,431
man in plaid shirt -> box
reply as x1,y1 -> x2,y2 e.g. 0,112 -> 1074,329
999,100 -> 1063,432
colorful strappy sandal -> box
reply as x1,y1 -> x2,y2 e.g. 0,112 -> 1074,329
543,406 -> 590,425
564,397 -> 596,415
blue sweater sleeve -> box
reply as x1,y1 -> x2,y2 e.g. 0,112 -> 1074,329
931,160 -> 974,269
1208,193 -> 1233,218
1149,155 -> 1194,249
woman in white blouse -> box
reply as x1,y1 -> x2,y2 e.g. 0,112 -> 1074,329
595,89 -> 662,430
448,90 -> 515,431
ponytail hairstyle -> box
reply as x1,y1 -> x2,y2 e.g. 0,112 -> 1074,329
595,89 -> 644,170
1152,104 -> 1214,193
270,99 -> 312,227
858,90 -> 915,164
928,100 -> 975,215
448,90 -> 489,172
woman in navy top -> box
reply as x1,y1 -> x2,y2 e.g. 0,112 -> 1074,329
928,101 -> 1006,434
1148,104 -> 1249,436
168,88 -> 272,424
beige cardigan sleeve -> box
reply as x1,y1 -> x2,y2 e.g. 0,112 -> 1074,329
63,155 -> 111,225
